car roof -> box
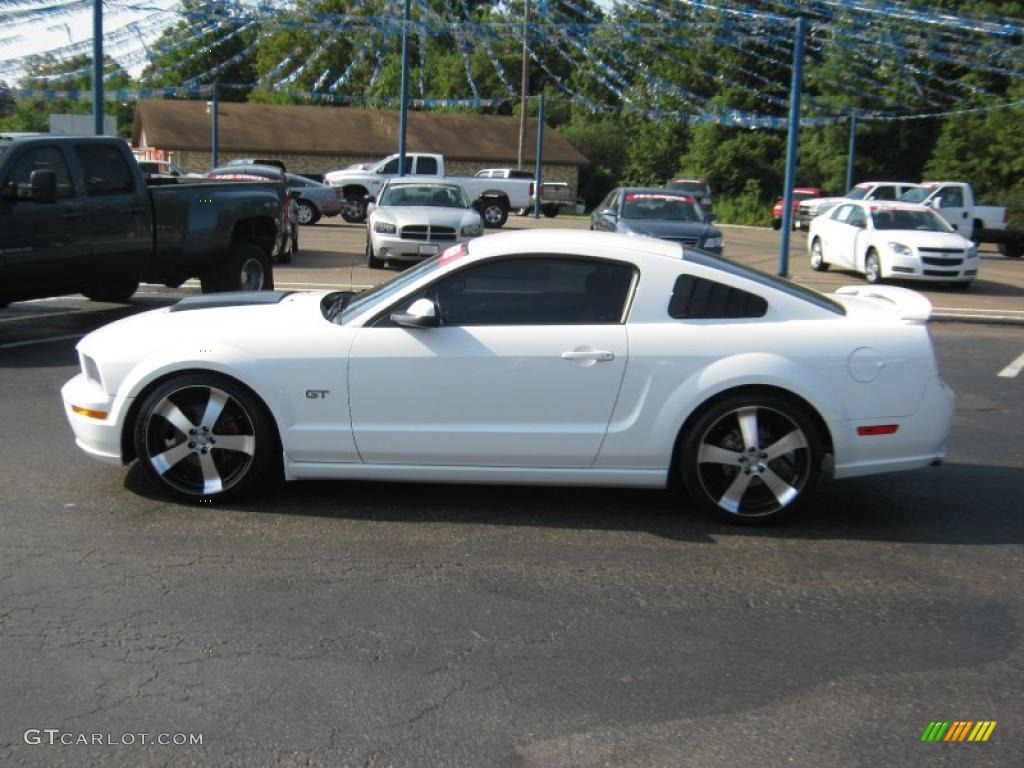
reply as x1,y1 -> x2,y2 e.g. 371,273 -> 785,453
465,229 -> 683,264
210,164 -> 283,177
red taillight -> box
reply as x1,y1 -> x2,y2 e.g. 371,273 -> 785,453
528,182 -> 534,196
857,425 -> 899,436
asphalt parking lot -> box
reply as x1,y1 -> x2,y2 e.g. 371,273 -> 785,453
1,218 -> 1022,767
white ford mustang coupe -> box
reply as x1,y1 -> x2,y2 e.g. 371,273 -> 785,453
62,230 -> 954,524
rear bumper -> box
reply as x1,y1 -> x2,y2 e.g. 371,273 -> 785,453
831,376 -> 955,479
61,374 -> 128,466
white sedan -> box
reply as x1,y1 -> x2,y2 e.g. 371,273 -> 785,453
366,180 -> 483,269
61,230 -> 954,524
807,200 -> 979,288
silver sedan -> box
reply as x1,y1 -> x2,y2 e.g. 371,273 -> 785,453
287,174 -> 344,225
366,181 -> 484,269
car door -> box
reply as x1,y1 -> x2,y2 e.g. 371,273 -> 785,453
72,143 -> 151,279
819,203 -> 856,268
935,185 -> 969,233
348,256 -> 636,468
0,143 -> 89,293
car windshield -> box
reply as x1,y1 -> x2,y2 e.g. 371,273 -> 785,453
621,193 -> 702,222
0,144 -> 8,160
380,184 -> 469,208
339,255 -> 447,323
794,191 -> 818,201
871,208 -> 953,232
899,187 -> 931,204
666,181 -> 708,195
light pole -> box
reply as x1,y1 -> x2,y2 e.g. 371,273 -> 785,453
92,0 -> 103,135
398,0 -> 411,176
206,83 -> 219,169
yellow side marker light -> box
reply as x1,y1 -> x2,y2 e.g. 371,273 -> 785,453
71,405 -> 109,420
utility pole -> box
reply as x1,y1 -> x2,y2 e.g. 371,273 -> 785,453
92,0 -> 103,135
517,0 -> 530,169
778,16 -> 807,278
398,0 -> 411,176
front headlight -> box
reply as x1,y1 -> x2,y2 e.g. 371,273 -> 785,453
703,236 -> 723,249
888,241 -> 912,256
967,244 -> 979,259
374,221 -> 396,234
461,224 -> 482,236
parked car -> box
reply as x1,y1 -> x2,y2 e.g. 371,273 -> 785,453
899,181 -> 1024,257
665,178 -> 713,211
61,229 -> 955,525
286,173 -> 343,225
366,180 -> 483,269
0,134 -> 287,306
226,158 -> 287,172
797,181 -> 919,229
807,200 -> 978,288
590,187 -> 723,254
771,187 -> 824,230
207,164 -> 299,261
135,158 -> 202,180
325,152 -> 538,228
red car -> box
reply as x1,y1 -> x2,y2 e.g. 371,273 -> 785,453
771,187 -> 824,230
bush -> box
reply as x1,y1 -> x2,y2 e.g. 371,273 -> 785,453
712,179 -> 772,227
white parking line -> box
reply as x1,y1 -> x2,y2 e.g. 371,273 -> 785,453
997,351 -> 1024,378
0,334 -> 83,350
0,310 -> 88,324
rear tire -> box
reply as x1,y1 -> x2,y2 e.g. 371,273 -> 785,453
296,200 -> 320,225
202,242 -> 274,293
133,373 -> 277,503
679,392 -> 822,525
771,218 -> 782,231
999,242 -> 1023,258
541,203 -> 559,218
82,278 -> 140,303
809,238 -> 829,271
341,196 -> 367,223
865,249 -> 882,284
480,199 -> 509,228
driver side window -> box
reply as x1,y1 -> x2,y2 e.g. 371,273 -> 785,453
3,146 -> 75,200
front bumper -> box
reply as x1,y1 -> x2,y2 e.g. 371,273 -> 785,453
372,234 -> 475,263
882,254 -> 978,283
61,373 -> 128,465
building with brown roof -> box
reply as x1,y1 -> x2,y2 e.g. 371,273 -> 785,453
132,100 -> 588,196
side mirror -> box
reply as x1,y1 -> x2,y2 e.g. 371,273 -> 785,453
601,209 -> 617,218
928,198 -> 941,209
364,194 -> 376,204
704,212 -> 717,223
30,170 -> 57,203
287,189 -> 302,200
391,297 -> 439,328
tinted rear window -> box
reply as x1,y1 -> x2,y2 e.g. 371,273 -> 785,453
684,250 -> 845,315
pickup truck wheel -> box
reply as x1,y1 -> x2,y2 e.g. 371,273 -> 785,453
296,200 -> 319,225
82,278 -> 140,303
770,218 -> 782,231
541,203 -> 560,218
203,243 -> 274,293
999,242 -> 1023,258
366,239 -> 385,269
481,200 -> 508,228
133,373 -> 276,503
341,197 -> 367,223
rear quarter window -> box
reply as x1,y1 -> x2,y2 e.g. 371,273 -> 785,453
669,275 -> 767,319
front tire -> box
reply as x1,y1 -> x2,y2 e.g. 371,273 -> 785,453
202,242 -> 274,293
82,278 -> 140,303
366,239 -> 385,269
341,196 -> 367,223
679,393 -> 822,525
809,238 -> 829,271
864,249 -> 882,284
133,373 -> 277,502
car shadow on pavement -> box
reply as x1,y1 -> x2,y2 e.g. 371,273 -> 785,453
123,460 -> 1022,546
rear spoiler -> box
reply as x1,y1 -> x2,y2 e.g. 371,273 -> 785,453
834,285 -> 932,322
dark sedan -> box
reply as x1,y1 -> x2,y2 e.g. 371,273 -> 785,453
590,187 -> 723,254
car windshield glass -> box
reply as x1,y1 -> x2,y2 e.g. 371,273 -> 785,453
380,184 -> 469,208
0,145 -> 8,160
667,181 -> 708,195
621,193 -> 701,222
899,187 -> 931,203
845,187 -> 870,200
794,192 -> 817,201
684,250 -> 846,315
340,255 -> 446,323
871,208 -> 953,232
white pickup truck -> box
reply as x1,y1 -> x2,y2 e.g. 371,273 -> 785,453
326,153 -> 562,228
899,181 -> 1023,258
796,181 -> 920,230
474,168 -> 574,218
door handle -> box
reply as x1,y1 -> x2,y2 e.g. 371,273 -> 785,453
562,349 -> 615,362
59,210 -> 81,220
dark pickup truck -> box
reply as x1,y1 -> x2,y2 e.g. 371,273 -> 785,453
0,135 -> 292,306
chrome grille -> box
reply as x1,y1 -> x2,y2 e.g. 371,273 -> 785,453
400,225 -> 456,242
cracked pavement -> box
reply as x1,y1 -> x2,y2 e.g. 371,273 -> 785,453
0,318 -> 1021,767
